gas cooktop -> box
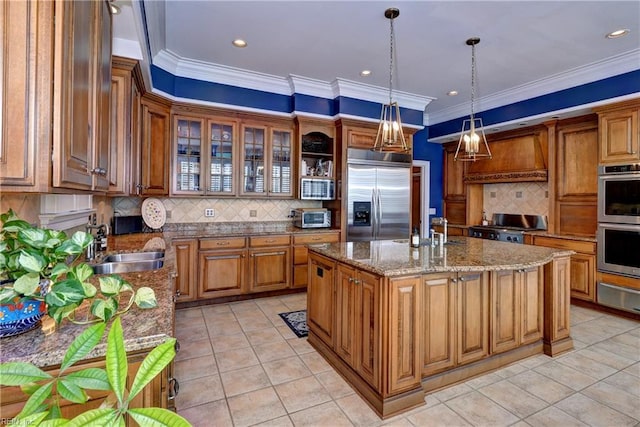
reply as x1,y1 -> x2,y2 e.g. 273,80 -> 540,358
469,214 -> 547,244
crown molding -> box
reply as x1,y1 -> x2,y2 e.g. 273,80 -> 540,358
112,37 -> 144,60
428,49 -> 640,125
152,49 -> 434,112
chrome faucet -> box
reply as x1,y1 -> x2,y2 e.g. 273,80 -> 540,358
85,223 -> 109,260
430,217 -> 448,244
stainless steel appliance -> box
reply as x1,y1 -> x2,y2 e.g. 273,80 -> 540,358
597,163 -> 640,224
111,215 -> 143,235
468,213 -> 547,244
300,177 -> 335,200
597,222 -> 640,277
346,148 -> 411,241
293,208 -> 331,229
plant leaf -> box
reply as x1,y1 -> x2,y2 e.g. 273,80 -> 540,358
54,240 -> 83,257
106,317 -> 128,405
16,380 -> 53,418
82,282 -> 97,298
57,377 -> 88,404
17,251 -> 46,274
65,408 -> 120,427
128,407 -> 191,427
90,298 -> 118,322
99,276 -> 123,296
18,228 -> 48,248
47,303 -> 78,324
60,322 -> 106,372
1,218 -> 31,233
127,338 -> 176,401
0,286 -> 19,304
65,368 -> 110,390
13,272 -> 41,296
71,230 -> 93,248
50,262 -> 70,280
134,287 -> 158,309
40,418 -> 70,427
44,278 -> 86,307
0,362 -> 52,385
69,263 -> 94,283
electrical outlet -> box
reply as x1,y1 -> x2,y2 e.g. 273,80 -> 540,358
204,208 -> 215,217
515,191 -> 523,198
250,210 -> 257,217
166,210 -> 172,218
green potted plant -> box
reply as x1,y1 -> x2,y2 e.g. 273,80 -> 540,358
0,316 -> 190,426
0,209 -> 157,336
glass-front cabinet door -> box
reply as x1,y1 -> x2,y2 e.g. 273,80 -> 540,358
174,117 -> 204,194
270,129 -> 292,196
208,120 -> 236,194
241,125 -> 266,195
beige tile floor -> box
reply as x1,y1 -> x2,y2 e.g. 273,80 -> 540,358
174,293 -> 640,427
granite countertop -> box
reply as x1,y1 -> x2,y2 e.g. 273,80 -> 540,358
525,231 -> 597,243
0,233 -> 175,368
161,221 -> 340,240
308,237 -> 574,277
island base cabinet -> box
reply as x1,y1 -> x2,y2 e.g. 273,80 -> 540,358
543,255 -> 573,355
457,273 -> 489,365
306,254 -> 335,347
422,274 -> 457,376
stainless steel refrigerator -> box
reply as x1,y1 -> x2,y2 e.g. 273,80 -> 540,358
346,148 -> 412,241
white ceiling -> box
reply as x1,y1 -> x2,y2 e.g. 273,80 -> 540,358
113,1 -> 640,126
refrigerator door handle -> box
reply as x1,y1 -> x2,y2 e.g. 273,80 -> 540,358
376,188 -> 382,237
371,189 -> 376,238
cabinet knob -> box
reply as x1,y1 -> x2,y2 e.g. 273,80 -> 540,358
459,277 -> 465,282
175,290 -> 181,296
451,278 -> 457,283
168,377 -> 180,400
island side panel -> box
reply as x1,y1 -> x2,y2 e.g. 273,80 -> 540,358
543,255 -> 574,355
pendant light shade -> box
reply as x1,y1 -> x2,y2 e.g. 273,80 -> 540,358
455,37 -> 491,162
373,8 -> 409,152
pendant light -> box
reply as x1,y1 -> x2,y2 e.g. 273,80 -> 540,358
454,37 -> 492,161
373,8 -> 409,152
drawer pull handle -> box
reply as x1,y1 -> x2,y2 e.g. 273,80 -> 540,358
168,377 -> 179,400
265,239 -> 275,243
312,237 -> 322,241
254,251 -> 285,257
217,241 -> 230,246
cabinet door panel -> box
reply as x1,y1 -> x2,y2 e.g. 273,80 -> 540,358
569,253 -> 595,301
457,273 -> 489,365
174,239 -> 197,302
335,264 -> 357,366
357,270 -> 380,391
388,276 -> 421,394
198,250 -> 245,298
422,274 -> 456,375
520,267 -> 543,344
141,100 -> 170,195
307,254 -> 335,347
490,270 -> 519,354
249,247 -> 290,292
92,0 -> 111,191
599,108 -> 639,163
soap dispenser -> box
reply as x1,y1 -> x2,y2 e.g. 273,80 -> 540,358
411,227 -> 420,248
482,211 -> 489,226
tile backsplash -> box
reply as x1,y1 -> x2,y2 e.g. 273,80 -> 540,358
113,197 -> 321,223
483,182 -> 549,220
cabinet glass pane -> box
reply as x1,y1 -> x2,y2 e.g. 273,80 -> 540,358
271,130 -> 291,194
176,119 -> 202,192
209,123 -> 234,193
243,127 -> 265,193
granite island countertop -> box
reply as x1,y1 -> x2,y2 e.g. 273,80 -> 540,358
0,233 -> 176,368
160,221 -> 340,241
308,237 -> 574,277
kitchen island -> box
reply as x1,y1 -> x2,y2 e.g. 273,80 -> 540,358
306,237 -> 574,418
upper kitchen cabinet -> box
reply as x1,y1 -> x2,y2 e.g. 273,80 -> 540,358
171,115 -> 238,196
547,115 -> 598,236
595,99 -> 640,164
443,142 -> 467,225
240,121 -> 294,198
52,0 -> 112,191
1,0 -> 112,193
140,94 -> 171,196
110,56 -> 144,196
338,119 -> 414,153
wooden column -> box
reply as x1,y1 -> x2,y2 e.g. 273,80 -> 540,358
543,255 -> 573,355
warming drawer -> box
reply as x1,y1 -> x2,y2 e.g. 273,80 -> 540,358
597,282 -> 640,313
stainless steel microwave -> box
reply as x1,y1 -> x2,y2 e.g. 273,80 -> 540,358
300,178 -> 335,200
293,208 -> 331,229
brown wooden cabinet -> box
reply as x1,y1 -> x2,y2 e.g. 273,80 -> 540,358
140,95 -> 171,196
0,351 -> 172,422
307,253 -> 336,347
456,272 -> 489,365
548,116 -> 598,236
248,235 -> 291,292
422,273 -> 456,375
173,239 -> 197,302
443,143 -> 467,225
198,237 -> 247,299
533,235 -> 596,302
595,100 -> 640,164
110,57 -> 143,195
490,266 -> 542,355
292,232 -> 340,288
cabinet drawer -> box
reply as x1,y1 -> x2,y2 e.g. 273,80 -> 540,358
532,236 -> 595,254
200,237 -> 246,250
293,232 -> 340,245
249,235 -> 290,247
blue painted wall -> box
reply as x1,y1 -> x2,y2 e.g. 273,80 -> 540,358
413,127 -> 444,217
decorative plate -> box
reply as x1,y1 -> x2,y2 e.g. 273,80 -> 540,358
141,198 -> 167,230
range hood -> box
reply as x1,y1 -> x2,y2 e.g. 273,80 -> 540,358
463,128 -> 548,184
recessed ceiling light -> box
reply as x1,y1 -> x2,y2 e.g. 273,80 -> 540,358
606,29 -> 629,39
110,3 -> 120,14
232,39 -> 247,48
360,70 -> 372,77
447,90 -> 458,96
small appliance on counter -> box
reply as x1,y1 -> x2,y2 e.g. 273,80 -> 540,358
111,215 -> 144,235
293,208 -> 331,229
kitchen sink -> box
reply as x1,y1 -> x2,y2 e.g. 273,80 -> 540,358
91,251 -> 165,275
102,251 -> 164,262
